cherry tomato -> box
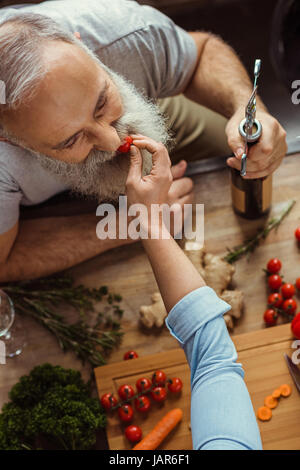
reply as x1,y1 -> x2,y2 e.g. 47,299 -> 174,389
263,309 -> 278,326
125,425 -> 142,443
267,258 -> 282,274
268,274 -> 282,290
136,377 -> 152,393
151,386 -> 167,402
282,298 -> 297,315
268,292 -> 283,308
281,283 -> 296,299
295,227 -> 300,241
100,393 -> 118,411
117,136 -> 133,153
134,395 -> 151,413
123,350 -> 138,360
296,278 -> 300,291
167,377 -> 183,393
291,313 -> 300,339
152,370 -> 167,386
118,404 -> 134,423
118,384 -> 135,401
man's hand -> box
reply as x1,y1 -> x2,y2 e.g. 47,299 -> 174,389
225,107 -> 287,179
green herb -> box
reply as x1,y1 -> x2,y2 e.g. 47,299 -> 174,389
224,199 -> 296,264
0,363 -> 106,450
1,276 -> 124,367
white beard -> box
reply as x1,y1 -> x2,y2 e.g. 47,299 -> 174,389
29,62 -> 173,202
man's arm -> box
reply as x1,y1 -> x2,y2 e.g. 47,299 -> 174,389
184,32 -> 265,118
183,31 -> 287,179
0,214 -> 134,282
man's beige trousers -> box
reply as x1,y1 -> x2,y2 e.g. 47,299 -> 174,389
158,94 -> 232,163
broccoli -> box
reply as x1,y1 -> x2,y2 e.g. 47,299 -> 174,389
0,363 -> 106,450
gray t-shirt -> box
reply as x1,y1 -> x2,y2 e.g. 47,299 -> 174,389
0,0 -> 197,234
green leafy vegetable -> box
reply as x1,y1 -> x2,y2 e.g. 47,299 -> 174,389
1,276 -> 124,367
224,199 -> 296,264
0,363 -> 106,450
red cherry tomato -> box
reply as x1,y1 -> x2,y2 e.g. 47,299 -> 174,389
118,384 -> 135,401
296,278 -> 300,291
268,274 -> 282,290
152,370 -> 167,386
283,298 -> 297,315
118,404 -> 134,422
123,350 -> 138,360
134,395 -> 151,413
125,425 -> 142,443
291,313 -> 300,339
117,136 -> 133,153
100,393 -> 118,411
295,227 -> 300,241
151,386 -> 167,402
267,258 -> 282,274
281,283 -> 296,299
167,377 -> 183,393
268,292 -> 283,308
263,309 -> 278,326
136,377 -> 152,393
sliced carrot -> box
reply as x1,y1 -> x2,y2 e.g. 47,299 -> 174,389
279,384 -> 292,397
272,389 -> 281,399
257,406 -> 272,421
132,408 -> 183,450
264,395 -> 278,409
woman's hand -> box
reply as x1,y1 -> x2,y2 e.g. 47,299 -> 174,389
125,134 -> 173,209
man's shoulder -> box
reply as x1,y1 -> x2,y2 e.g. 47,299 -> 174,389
0,142 -> 67,205
1,0 -> 168,50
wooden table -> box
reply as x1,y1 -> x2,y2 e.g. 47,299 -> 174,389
95,324 -> 300,450
1,154 -> 300,446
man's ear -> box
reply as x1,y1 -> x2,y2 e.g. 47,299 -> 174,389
74,31 -> 81,40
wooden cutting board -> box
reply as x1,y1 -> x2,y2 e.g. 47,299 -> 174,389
94,324 -> 300,450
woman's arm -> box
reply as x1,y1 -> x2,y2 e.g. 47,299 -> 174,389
126,136 -> 262,450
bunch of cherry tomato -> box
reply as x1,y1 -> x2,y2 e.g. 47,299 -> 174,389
263,255 -> 300,339
100,352 -> 183,443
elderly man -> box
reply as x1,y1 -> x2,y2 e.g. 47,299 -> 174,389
0,0 -> 287,282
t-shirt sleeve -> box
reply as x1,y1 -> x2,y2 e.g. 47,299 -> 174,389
98,4 -> 199,99
0,165 -> 22,235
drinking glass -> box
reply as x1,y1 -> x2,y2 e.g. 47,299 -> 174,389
0,289 -> 26,360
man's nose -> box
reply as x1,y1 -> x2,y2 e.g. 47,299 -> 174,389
91,123 -> 122,151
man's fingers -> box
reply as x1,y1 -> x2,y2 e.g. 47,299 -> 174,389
168,177 -> 194,200
171,160 -> 187,180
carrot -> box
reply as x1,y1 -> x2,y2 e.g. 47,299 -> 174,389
279,384 -> 292,397
264,395 -> 278,409
132,408 -> 183,450
257,406 -> 272,421
272,389 -> 281,399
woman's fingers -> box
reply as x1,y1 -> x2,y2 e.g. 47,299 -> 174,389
131,135 -> 171,174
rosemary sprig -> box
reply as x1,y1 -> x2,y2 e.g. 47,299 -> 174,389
223,199 -> 296,264
1,276 -> 124,368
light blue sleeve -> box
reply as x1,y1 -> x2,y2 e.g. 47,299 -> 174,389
165,286 -> 262,450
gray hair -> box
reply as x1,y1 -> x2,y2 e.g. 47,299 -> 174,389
0,12 -> 99,142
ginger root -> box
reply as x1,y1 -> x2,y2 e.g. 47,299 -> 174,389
139,292 -> 166,328
139,247 -> 243,331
